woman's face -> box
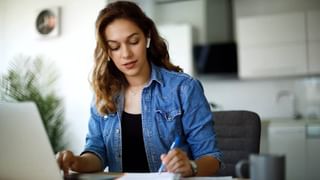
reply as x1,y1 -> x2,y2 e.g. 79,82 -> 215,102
104,18 -> 149,79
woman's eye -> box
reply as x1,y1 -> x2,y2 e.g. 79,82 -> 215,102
109,45 -> 119,51
129,39 -> 139,45
110,47 -> 119,51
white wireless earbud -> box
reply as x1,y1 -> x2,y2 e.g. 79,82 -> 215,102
146,37 -> 151,48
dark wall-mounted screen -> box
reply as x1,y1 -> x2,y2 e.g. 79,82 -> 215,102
193,42 -> 238,75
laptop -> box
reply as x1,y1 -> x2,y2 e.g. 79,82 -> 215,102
0,102 -> 121,180
0,102 -> 63,180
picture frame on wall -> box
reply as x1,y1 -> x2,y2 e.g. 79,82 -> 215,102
35,7 -> 61,38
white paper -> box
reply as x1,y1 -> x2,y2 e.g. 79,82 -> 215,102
118,172 -> 180,180
181,176 -> 233,180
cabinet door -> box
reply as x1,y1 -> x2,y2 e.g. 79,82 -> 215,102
306,123 -> 320,180
237,12 -> 308,78
239,44 -> 307,78
268,124 -> 306,180
307,10 -> 320,74
158,24 -> 193,75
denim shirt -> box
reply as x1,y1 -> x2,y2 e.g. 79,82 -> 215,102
83,63 -> 222,172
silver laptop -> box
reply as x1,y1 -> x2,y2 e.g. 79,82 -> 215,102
0,102 -> 63,180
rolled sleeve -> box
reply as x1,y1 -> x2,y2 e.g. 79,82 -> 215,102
82,105 -> 108,169
180,78 -> 223,164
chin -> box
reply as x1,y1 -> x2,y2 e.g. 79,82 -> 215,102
123,70 -> 139,77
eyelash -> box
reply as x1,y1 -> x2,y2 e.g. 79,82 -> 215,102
110,47 -> 119,51
109,40 -> 139,51
129,40 -> 139,45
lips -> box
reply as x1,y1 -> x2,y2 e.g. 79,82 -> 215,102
123,60 -> 137,69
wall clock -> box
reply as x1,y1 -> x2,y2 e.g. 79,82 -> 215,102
35,7 -> 60,37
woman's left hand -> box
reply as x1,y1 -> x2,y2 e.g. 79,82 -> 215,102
160,148 -> 193,177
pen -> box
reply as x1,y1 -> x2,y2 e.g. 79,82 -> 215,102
158,136 -> 181,174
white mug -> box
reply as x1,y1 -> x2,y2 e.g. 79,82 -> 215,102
236,154 -> 285,180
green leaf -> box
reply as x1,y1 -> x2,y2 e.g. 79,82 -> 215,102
0,55 -> 67,153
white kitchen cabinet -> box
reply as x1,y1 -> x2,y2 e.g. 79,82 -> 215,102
158,24 -> 193,76
268,120 -> 320,180
238,44 -> 307,77
306,123 -> 320,180
268,121 -> 307,180
237,12 -> 306,46
237,11 -> 320,78
307,10 -> 320,74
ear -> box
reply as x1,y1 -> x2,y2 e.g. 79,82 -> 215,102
146,37 -> 151,48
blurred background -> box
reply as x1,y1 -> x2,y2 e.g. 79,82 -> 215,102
1,0 -> 319,179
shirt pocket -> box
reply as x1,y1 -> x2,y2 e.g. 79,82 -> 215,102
155,108 -> 182,139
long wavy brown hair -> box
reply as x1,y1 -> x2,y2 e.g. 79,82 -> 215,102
92,1 -> 182,115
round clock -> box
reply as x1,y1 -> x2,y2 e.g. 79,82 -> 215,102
35,9 -> 57,35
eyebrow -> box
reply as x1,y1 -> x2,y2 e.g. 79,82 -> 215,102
106,32 -> 140,43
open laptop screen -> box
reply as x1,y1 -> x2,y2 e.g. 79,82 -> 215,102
0,102 -> 63,180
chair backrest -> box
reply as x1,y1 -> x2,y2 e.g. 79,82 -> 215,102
213,110 -> 261,177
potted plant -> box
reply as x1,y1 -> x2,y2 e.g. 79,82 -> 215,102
0,55 -> 67,153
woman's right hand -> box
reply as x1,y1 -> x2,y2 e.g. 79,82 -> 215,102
56,150 -> 80,175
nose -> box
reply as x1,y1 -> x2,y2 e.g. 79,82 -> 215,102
121,44 -> 133,59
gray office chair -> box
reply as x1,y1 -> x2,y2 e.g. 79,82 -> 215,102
213,110 -> 261,178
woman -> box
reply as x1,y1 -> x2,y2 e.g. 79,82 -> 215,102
56,1 -> 222,177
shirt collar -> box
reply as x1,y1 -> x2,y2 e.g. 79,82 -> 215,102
146,62 -> 164,87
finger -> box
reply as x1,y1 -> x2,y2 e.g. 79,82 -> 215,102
166,150 -> 184,170
160,154 -> 166,161
166,155 -> 180,170
61,153 -> 70,175
56,151 -> 68,171
61,151 -> 74,175
171,160 -> 191,177
56,152 -> 62,168
163,149 -> 187,171
166,149 -> 190,174
162,151 -> 174,165
162,149 -> 178,169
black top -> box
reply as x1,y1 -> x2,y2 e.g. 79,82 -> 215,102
121,111 -> 149,172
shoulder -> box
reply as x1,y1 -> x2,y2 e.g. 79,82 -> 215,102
163,68 -> 203,91
89,98 -> 105,119
150,64 -> 204,94
159,67 -> 199,85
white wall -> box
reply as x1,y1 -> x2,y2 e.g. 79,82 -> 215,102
0,1 -> 4,64
0,0 -> 105,154
201,78 -> 298,119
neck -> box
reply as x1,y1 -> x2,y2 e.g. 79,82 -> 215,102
127,77 -> 148,88
126,77 -> 148,97
126,63 -> 150,88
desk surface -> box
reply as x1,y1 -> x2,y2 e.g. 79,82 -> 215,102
64,172 -> 247,180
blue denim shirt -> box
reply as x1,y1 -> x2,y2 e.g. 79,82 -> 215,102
83,63 -> 222,172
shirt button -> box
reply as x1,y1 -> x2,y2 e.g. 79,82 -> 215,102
116,128 -> 120,133
104,115 -> 108,119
